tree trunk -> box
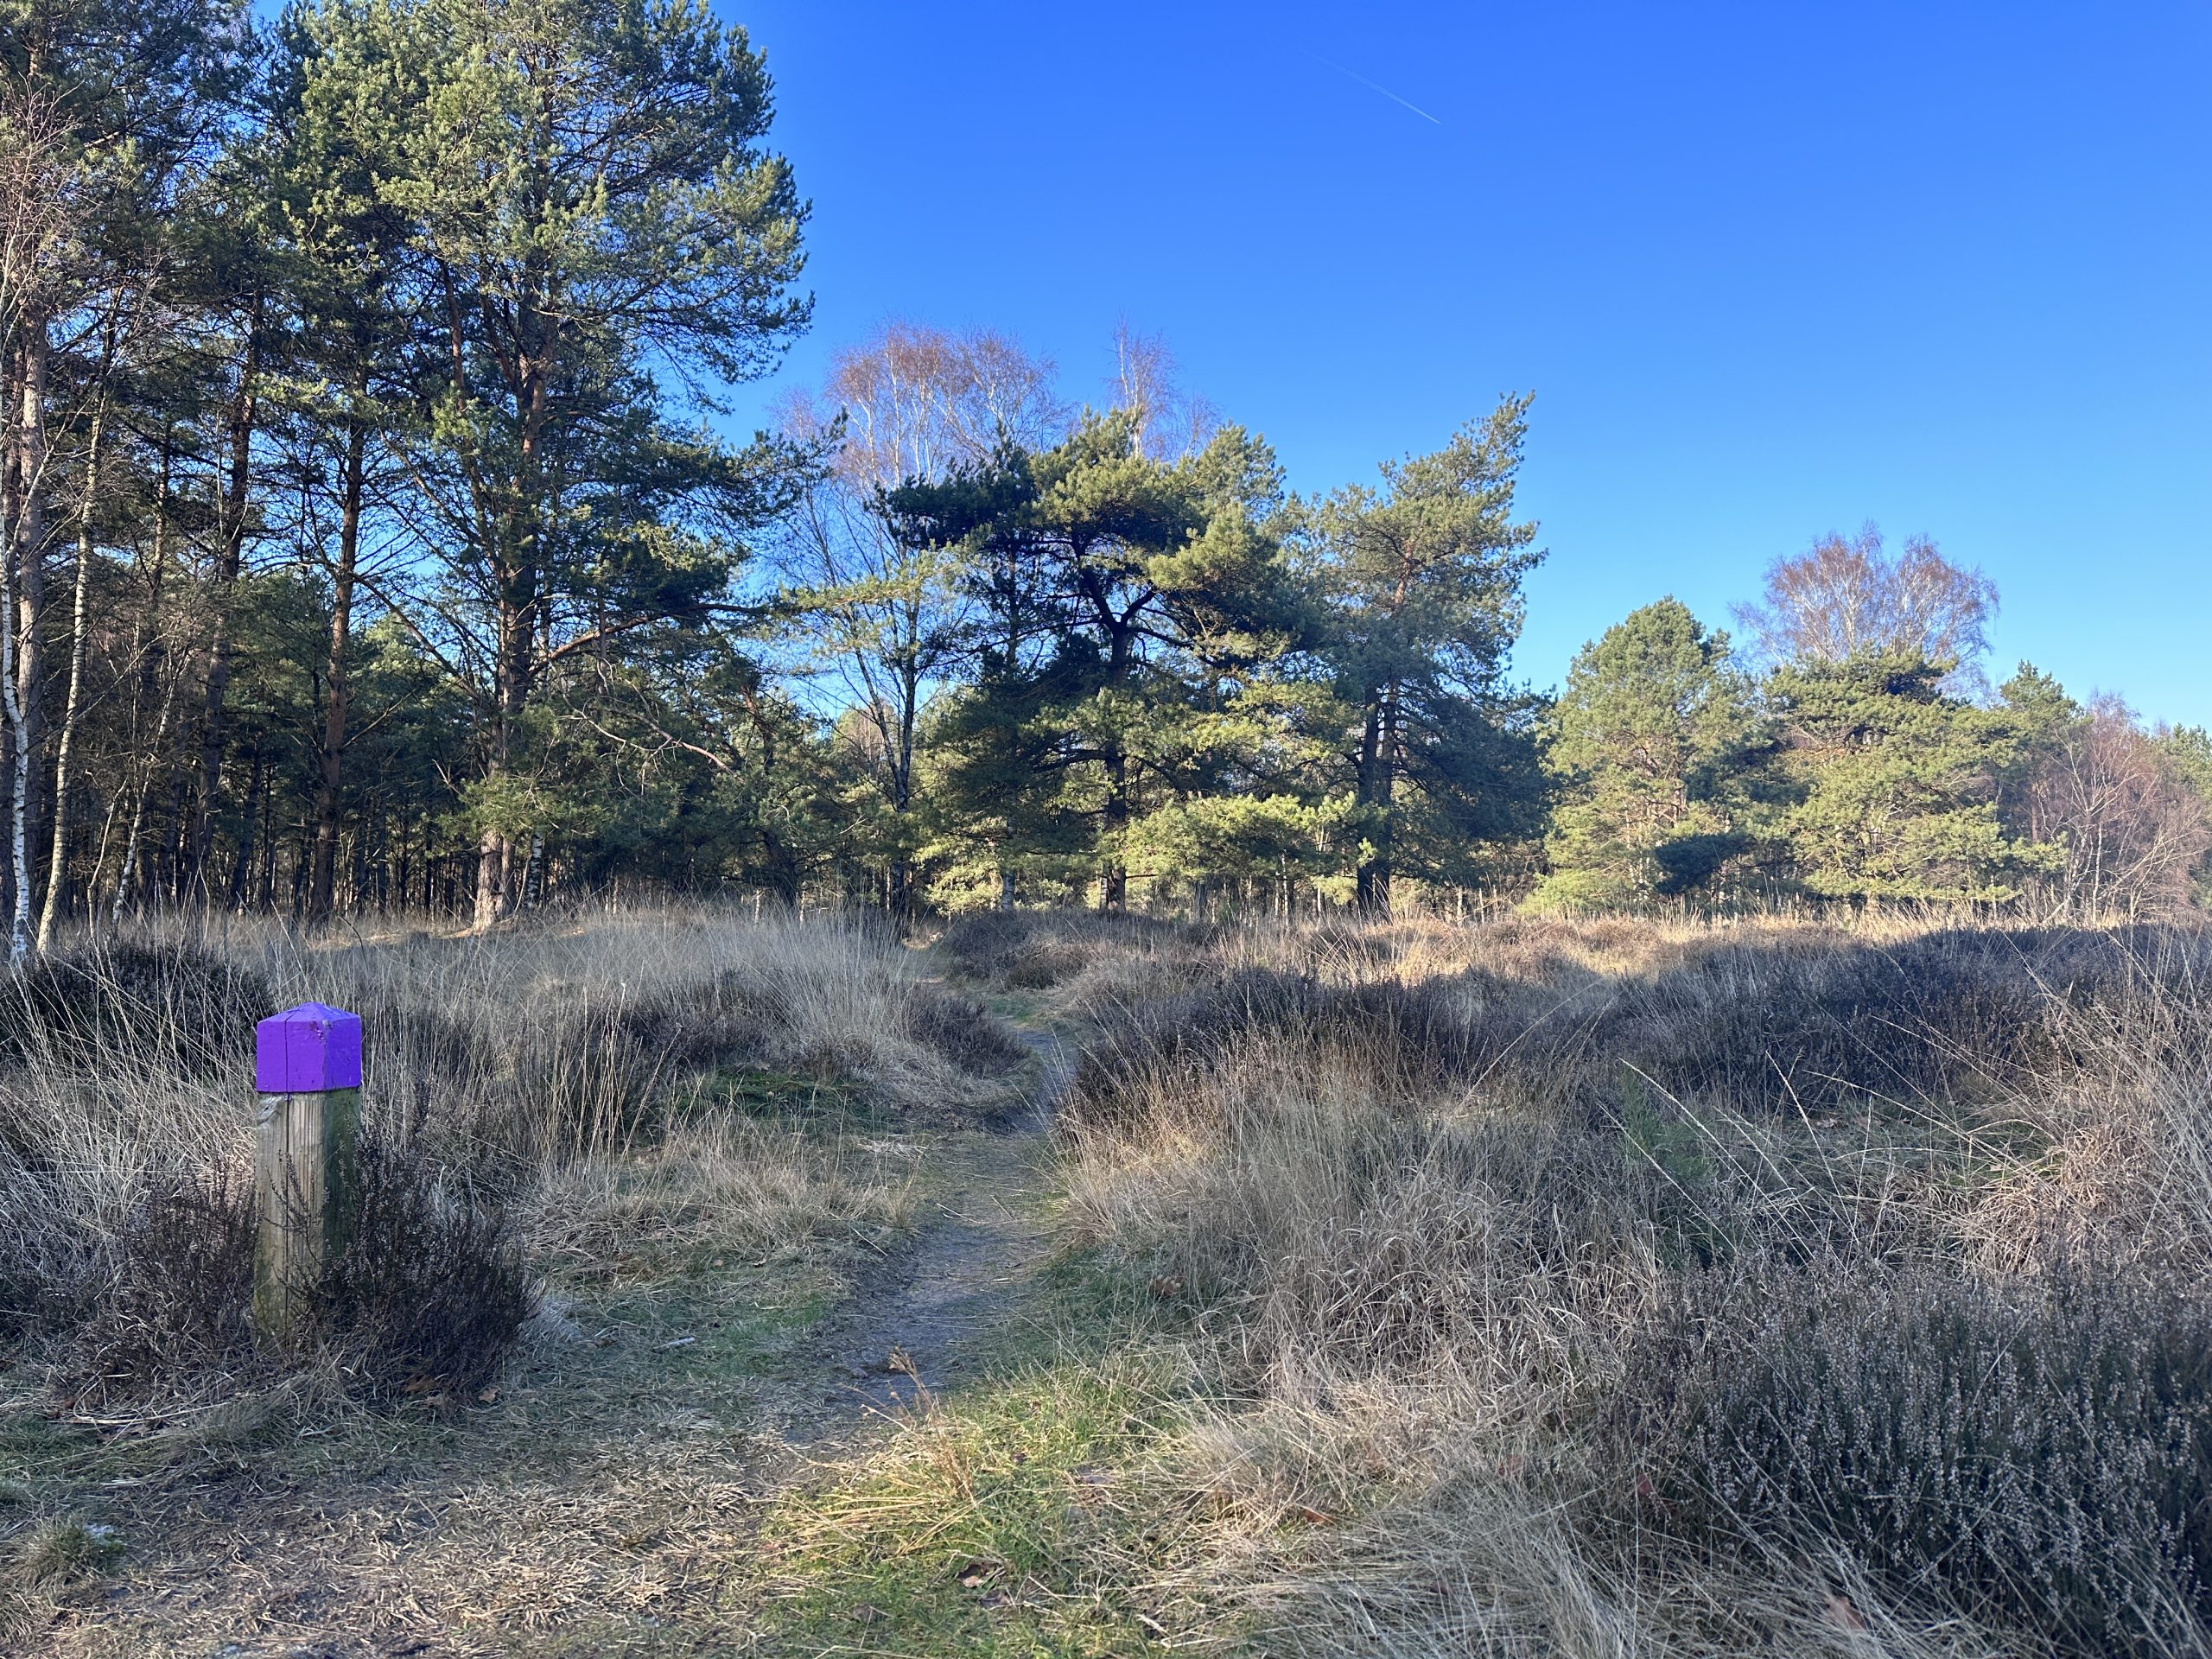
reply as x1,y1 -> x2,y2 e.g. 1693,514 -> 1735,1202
1,327 -> 48,964
308,418 -> 365,925
1353,691 -> 1389,918
226,733 -> 265,911
35,393 -> 106,953
1369,686 -> 1401,918
3,327 -> 49,963
1351,686 -> 1402,919
469,604 -> 531,931
1099,747 -> 1128,911
1097,617 -> 1135,912
111,671 -> 178,927
111,461 -> 175,927
186,321 -> 259,899
887,657 -> 919,925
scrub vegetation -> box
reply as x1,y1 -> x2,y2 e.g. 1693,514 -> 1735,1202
0,906 -> 1020,1651
3,905 -> 2210,1657
930,908 -> 2212,1658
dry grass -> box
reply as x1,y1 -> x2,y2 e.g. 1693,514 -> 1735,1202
0,904 -> 1014,1342
9,901 -> 2210,1655
519,1116 -> 920,1274
0,903 -> 1027,1655
1007,908 -> 2212,1656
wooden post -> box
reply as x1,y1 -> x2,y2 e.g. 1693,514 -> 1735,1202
252,1001 -> 364,1345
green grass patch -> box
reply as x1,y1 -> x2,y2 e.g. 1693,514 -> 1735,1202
971,988 -> 1053,1027
754,1351 -> 1218,1656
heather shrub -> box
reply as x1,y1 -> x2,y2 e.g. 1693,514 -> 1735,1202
1612,926 -> 2212,1116
1607,935 -> 2044,1113
1067,966 -> 1598,1135
906,982 -> 1030,1075
1005,940 -> 1093,989
71,1136 -> 530,1409
991,912 -> 2212,1653
3,907 -> 995,1402
311,1139 -> 534,1402
327,912 -> 1027,1160
1060,921 -> 2212,1144
67,1174 -> 257,1383
935,908 -> 1209,989
1631,1268 -> 2212,1655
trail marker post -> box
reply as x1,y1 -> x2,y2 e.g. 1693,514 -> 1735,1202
252,1001 -> 364,1344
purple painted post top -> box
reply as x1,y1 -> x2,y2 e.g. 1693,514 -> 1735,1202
255,1002 -> 363,1094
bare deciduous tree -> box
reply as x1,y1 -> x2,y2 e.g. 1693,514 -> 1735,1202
1735,524 -> 1999,680
2018,696 -> 2211,922
775,321 -> 1064,915
1109,320 -> 1217,462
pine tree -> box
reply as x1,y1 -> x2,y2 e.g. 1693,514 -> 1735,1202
1309,397 -> 1545,916
1534,598 -> 1771,909
889,413 -> 1300,910
1770,651 -> 2058,903
297,0 -> 815,929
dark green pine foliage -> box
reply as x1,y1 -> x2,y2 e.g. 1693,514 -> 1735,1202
292,0 -> 817,928
1535,598 -> 1774,909
1989,661 -> 2085,843
258,0 -> 432,919
1311,396 -> 1547,915
890,414 -> 1302,910
1770,651 -> 2059,903
885,445 -> 1075,908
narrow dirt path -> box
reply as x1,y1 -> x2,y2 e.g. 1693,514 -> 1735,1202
791,1024 -> 1075,1424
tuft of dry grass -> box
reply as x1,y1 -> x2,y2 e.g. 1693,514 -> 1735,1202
519,1116 -> 918,1275
1065,1037 -> 1664,1410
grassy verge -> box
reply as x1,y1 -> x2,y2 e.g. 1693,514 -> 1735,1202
752,1250 -> 1222,1658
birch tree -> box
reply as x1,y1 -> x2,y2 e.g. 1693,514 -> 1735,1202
776,322 -> 1061,915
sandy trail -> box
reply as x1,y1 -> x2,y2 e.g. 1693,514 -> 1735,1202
791,1024 -> 1073,1423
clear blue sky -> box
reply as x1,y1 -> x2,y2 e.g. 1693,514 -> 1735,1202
728,1 -> 2211,727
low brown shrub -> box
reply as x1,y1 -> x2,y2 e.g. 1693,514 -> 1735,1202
1612,925 -> 2212,1116
0,938 -> 270,1081
935,909 -> 1209,988
905,982 -> 1029,1075
69,1174 -> 257,1386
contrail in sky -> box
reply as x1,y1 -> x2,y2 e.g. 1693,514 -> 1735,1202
1306,52 -> 1443,125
